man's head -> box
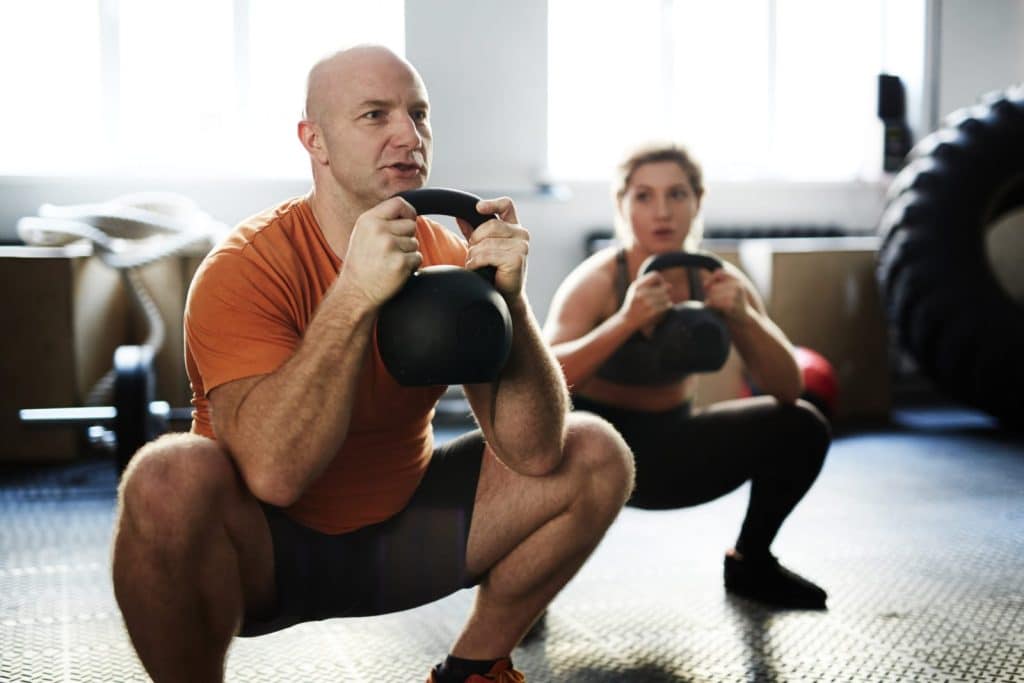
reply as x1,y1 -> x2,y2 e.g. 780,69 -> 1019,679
299,45 -> 431,211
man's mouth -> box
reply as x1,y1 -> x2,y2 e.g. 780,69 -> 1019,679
386,162 -> 423,173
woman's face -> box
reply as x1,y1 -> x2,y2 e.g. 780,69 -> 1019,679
619,160 -> 700,253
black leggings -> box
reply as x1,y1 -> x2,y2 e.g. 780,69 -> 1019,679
572,394 -> 830,558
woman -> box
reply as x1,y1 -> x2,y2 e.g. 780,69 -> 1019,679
543,142 -> 831,608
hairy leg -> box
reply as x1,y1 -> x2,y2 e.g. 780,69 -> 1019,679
111,433 -> 275,683
450,413 -> 634,658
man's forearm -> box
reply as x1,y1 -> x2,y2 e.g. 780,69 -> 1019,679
488,297 -> 569,468
220,282 -> 377,501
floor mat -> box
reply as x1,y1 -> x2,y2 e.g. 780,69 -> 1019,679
2,412 -> 1023,682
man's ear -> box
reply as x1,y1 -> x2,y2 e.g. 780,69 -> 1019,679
298,120 -> 329,165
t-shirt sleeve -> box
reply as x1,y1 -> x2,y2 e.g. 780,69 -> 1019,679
185,251 -> 299,393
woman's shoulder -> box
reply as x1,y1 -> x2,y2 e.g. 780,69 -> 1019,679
550,246 -> 620,311
577,245 -> 622,279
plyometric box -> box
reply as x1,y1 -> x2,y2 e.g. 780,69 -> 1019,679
737,237 -> 891,420
692,238 -> 891,421
1,244 -> 204,462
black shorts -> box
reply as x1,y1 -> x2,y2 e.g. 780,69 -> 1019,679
240,429 -> 486,637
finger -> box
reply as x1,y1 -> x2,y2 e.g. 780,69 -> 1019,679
376,196 -> 419,220
703,270 -> 729,287
469,222 -> 530,246
386,217 -> 419,237
476,196 -> 518,224
391,250 -> 423,277
465,240 -> 528,271
394,235 -> 419,253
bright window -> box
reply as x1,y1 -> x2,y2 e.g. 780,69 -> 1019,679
0,0 -> 404,179
547,0 -> 926,182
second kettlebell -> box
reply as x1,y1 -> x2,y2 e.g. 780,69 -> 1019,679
596,251 -> 731,385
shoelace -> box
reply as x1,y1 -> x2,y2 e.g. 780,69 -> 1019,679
464,661 -> 526,683
482,670 -> 526,683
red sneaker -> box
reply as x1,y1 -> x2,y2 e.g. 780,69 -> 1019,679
426,657 -> 526,682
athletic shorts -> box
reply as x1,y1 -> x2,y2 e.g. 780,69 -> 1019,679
239,429 -> 486,637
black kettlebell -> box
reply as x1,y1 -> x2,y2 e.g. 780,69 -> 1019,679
376,188 -> 513,386
643,251 -> 731,373
596,251 -> 731,386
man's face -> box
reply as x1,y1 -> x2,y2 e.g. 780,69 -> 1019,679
317,53 -> 432,208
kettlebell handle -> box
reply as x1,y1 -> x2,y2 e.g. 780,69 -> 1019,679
397,188 -> 497,282
641,251 -> 723,275
397,188 -> 491,228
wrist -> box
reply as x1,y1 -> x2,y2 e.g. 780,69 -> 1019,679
612,309 -> 642,334
505,292 -> 531,319
726,308 -> 761,336
331,273 -> 381,321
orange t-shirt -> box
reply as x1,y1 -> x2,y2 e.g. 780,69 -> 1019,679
184,196 -> 469,534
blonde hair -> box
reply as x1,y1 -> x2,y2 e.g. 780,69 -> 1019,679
612,142 -> 706,251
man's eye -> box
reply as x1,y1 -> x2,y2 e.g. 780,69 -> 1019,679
363,110 -> 383,120
412,110 -> 429,122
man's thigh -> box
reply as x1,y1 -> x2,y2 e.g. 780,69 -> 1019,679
239,429 -> 487,637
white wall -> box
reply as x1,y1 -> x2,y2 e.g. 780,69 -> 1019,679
2,0 -> 1023,322
935,0 -> 1024,122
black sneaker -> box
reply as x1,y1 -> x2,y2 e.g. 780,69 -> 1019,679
724,553 -> 828,609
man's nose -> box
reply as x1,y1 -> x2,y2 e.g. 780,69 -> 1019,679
391,114 -> 423,148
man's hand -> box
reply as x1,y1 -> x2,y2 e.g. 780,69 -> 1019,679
456,197 -> 530,301
339,197 -> 422,307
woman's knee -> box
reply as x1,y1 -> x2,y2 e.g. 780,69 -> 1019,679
778,399 -> 831,475
564,412 -> 636,506
791,399 -> 831,449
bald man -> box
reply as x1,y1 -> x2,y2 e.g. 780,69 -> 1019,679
110,45 -> 634,683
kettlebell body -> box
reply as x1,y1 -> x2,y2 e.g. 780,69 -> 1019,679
596,251 -> 731,386
376,189 -> 513,386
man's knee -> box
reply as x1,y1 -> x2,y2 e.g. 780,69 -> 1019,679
117,433 -> 238,537
564,412 -> 635,507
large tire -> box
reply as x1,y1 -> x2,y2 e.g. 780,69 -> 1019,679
877,86 -> 1024,428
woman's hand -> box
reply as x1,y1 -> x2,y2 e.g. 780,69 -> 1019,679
703,269 -> 752,325
622,271 -> 672,336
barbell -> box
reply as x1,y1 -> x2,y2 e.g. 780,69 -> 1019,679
19,345 -> 191,472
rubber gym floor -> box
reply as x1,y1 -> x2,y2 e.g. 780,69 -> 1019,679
2,401 -> 1022,682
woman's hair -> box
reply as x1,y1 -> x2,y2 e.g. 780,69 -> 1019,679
612,142 -> 706,251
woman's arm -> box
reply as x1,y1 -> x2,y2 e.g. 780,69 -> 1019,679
543,253 -> 670,390
704,263 -> 803,403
